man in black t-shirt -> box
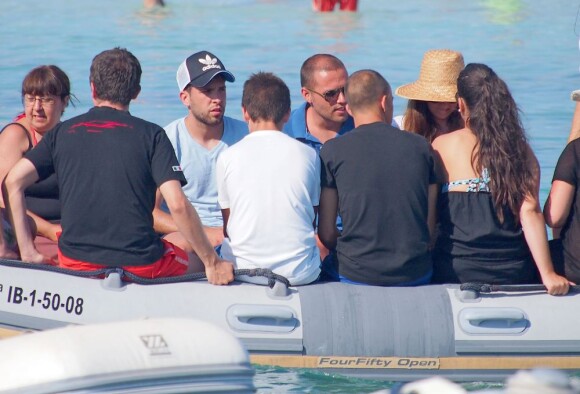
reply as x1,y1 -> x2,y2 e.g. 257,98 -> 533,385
3,48 -> 234,284
318,69 -> 437,286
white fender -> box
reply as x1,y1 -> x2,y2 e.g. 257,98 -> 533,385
0,318 -> 254,393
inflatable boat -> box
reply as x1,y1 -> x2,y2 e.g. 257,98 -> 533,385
0,258 -> 579,382
0,318 -> 255,394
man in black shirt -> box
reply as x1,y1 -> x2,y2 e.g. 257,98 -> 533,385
3,48 -> 233,285
318,69 -> 437,286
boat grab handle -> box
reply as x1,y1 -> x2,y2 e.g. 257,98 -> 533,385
227,305 -> 298,333
459,307 -> 528,335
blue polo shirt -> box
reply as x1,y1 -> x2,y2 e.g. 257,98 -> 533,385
283,102 -> 354,232
283,102 -> 355,155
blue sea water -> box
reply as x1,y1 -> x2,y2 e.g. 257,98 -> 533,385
0,0 -> 579,391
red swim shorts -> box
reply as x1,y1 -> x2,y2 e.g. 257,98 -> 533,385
58,239 -> 189,279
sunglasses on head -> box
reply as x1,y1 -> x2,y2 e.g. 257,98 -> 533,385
307,86 -> 345,102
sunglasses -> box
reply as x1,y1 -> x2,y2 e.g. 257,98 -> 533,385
307,86 -> 345,102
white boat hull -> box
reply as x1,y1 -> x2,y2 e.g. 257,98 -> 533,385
0,259 -> 579,381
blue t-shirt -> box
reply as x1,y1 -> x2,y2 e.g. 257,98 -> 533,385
164,116 -> 248,227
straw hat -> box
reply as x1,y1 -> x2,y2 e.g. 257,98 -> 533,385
395,49 -> 464,103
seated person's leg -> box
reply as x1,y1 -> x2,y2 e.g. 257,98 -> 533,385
34,236 -> 58,262
59,239 -> 204,279
183,250 -> 205,274
128,240 -> 204,277
204,226 -> 225,248
0,209 -> 21,259
163,231 -> 190,252
164,226 -> 224,252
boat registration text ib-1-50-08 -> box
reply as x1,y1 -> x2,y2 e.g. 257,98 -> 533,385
2,284 -> 84,315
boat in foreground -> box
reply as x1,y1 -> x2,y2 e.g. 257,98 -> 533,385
0,258 -> 579,382
0,317 -> 255,394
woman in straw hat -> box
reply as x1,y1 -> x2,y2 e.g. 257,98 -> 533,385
395,49 -> 464,143
430,63 -> 570,295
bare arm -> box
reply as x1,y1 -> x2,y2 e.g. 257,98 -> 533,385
318,187 -> 339,250
221,208 -> 230,238
159,180 -> 233,285
568,101 -> 580,142
521,157 -> 571,295
0,124 -> 31,206
3,158 -> 49,263
543,180 -> 575,229
152,188 -> 178,234
0,125 -> 61,242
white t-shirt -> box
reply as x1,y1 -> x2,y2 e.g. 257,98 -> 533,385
216,131 -> 321,286
163,116 -> 248,227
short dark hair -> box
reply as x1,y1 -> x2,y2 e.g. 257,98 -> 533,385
345,69 -> 391,112
300,54 -> 346,88
22,65 -> 71,100
242,72 -> 290,124
90,47 -> 141,106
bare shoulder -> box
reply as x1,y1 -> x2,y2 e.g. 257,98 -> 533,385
432,128 -> 468,152
0,122 -> 30,152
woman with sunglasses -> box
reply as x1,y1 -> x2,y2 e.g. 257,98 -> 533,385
0,65 -> 72,260
431,63 -> 570,295
395,49 -> 465,143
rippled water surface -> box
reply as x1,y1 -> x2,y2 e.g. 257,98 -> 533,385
1,0 -> 579,391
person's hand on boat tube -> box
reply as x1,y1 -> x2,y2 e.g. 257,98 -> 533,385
542,271 -> 573,296
205,258 -> 234,285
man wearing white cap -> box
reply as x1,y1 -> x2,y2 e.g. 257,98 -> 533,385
154,51 -> 248,251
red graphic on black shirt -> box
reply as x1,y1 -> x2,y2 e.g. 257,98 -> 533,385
68,121 -> 133,133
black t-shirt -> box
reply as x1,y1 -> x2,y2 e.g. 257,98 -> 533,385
320,122 -> 435,286
432,192 -> 536,284
25,106 -> 186,266
552,139 -> 580,282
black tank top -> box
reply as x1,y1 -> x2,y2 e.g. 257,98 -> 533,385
1,123 -> 60,221
432,192 -> 537,284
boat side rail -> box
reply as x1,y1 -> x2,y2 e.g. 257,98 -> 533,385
0,258 -> 290,289
459,283 -> 580,299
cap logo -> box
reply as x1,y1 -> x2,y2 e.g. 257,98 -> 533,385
199,54 -> 221,72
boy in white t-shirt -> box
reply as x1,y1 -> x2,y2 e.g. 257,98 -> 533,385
216,72 -> 321,285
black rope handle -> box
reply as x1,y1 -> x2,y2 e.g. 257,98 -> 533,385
460,283 -> 580,293
122,268 -> 290,288
0,258 -> 291,288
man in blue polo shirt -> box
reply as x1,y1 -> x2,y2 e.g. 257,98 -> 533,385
283,54 -> 353,260
283,54 -> 354,154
